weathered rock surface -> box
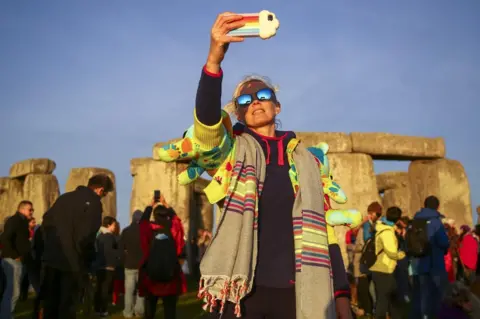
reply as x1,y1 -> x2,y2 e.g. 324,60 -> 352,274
194,177 -> 211,194
351,133 -> 445,160
23,174 -> 60,220
295,132 -> 352,153
0,177 -> 24,223
382,188 -> 412,217
65,168 -> 117,218
376,172 -> 409,193
328,153 -> 381,267
9,158 -> 56,178
193,192 -> 214,233
130,158 -> 192,233
409,159 -> 472,226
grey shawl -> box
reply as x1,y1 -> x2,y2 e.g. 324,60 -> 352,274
199,134 -> 335,319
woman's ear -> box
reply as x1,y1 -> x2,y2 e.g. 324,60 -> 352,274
275,102 -> 281,115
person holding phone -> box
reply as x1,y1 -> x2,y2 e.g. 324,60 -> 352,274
138,194 -> 186,319
157,12 -> 353,319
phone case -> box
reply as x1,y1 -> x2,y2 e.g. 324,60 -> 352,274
227,10 -> 280,39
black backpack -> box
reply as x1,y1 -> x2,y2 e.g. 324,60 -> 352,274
406,219 -> 431,257
360,230 -> 387,269
144,225 -> 178,283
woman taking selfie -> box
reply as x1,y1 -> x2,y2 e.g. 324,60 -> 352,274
158,12 -> 352,319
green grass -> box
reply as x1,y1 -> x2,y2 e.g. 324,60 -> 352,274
15,277 -> 206,319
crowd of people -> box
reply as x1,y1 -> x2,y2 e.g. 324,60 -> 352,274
346,197 -> 480,318
0,174 -> 193,319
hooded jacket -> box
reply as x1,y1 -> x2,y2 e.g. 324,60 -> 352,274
95,227 -> 121,270
120,211 -> 143,270
413,208 -> 450,274
369,220 -> 405,274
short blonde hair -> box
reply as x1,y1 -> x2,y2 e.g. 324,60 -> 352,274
223,75 -> 279,115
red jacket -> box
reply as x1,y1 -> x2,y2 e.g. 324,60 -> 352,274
458,233 -> 478,271
444,250 -> 455,282
139,208 -> 187,297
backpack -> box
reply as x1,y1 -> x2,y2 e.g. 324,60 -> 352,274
406,219 -> 431,257
360,230 -> 387,269
144,225 -> 178,283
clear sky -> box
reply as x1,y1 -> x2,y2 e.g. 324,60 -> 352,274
1,1 -> 478,229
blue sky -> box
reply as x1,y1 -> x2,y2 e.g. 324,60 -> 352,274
1,1 -> 478,228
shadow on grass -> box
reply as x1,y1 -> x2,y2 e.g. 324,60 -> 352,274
15,277 -> 207,319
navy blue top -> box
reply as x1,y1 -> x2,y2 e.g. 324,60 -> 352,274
195,67 -> 349,297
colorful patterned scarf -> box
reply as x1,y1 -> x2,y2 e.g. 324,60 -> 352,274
198,134 -> 335,319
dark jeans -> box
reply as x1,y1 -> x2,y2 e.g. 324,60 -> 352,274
94,269 -> 115,313
144,293 -> 178,319
42,266 -> 81,319
372,271 -> 403,319
357,275 -> 373,315
208,286 -> 296,319
415,272 -> 448,318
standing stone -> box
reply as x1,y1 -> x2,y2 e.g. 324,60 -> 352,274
65,168 -> 117,218
376,172 -> 409,193
351,132 -> 445,160
9,158 -> 56,178
295,132 -> 352,153
196,193 -> 214,232
23,174 -> 60,221
382,188 -> 412,217
193,177 -> 214,232
409,159 -> 472,226
328,153 -> 381,268
130,158 -> 193,234
0,177 -> 24,223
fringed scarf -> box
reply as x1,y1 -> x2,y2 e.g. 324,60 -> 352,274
198,134 -> 335,318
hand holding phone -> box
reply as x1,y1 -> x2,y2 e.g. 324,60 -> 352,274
154,190 -> 160,203
227,10 -> 280,39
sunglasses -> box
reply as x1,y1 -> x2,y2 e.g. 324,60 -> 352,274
235,88 -> 275,108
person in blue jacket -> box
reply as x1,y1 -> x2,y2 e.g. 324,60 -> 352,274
412,195 -> 450,319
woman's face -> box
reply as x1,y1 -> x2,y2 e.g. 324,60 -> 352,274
235,80 -> 281,129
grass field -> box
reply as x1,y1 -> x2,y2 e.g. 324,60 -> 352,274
15,278 -> 374,318
15,278 -> 205,319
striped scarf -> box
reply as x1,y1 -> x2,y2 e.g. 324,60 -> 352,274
198,134 -> 335,319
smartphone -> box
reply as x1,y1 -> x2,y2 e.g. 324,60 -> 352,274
154,190 -> 161,202
227,10 -> 280,40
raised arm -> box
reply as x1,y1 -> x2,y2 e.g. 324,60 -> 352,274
193,13 -> 245,149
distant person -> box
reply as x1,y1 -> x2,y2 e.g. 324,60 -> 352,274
0,200 -> 34,319
94,216 -> 121,318
356,201 -> 383,317
41,174 -> 113,319
112,221 -> 124,307
139,197 -> 186,319
411,195 -> 450,319
475,224 -> 480,277
120,210 -> 144,318
457,225 -> 478,284
394,216 -> 411,303
31,224 -> 45,319
369,206 -> 406,319
20,217 -> 37,301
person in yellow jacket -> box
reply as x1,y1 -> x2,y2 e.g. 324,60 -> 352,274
369,206 -> 406,319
